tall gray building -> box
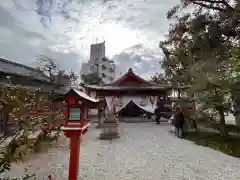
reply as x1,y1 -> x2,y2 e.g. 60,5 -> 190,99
81,41 -> 116,84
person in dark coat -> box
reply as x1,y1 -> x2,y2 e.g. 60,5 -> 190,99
174,107 -> 185,138
154,106 -> 161,124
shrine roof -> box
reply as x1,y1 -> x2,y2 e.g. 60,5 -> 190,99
86,84 -> 171,91
108,68 -> 154,86
85,68 -> 171,91
85,69 -> 190,92
65,88 -> 99,103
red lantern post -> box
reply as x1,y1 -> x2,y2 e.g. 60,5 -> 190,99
60,89 -> 98,180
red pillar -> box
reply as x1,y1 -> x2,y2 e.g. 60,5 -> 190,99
65,131 -> 81,180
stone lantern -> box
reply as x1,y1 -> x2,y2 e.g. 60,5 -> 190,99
96,96 -> 106,128
99,103 -> 120,140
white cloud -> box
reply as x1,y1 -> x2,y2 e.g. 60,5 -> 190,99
112,44 -> 164,79
0,0 -> 179,76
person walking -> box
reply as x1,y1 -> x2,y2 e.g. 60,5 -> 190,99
168,114 -> 175,133
154,106 -> 161,124
174,107 -> 185,138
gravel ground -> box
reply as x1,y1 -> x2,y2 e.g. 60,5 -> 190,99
3,122 -> 240,180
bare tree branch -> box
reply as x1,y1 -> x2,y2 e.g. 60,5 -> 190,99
187,0 -> 235,12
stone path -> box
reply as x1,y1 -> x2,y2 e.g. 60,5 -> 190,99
4,123 -> 240,180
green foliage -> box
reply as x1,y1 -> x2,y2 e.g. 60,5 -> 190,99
208,122 -> 240,134
184,131 -> 240,157
150,73 -> 169,85
81,72 -> 103,85
161,0 -> 240,137
0,168 -> 39,180
231,48 -> 240,102
67,71 -> 79,87
0,86 -> 63,179
0,144 -> 11,174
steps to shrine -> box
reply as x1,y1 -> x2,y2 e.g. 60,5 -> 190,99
118,117 -> 168,123
119,117 -> 154,123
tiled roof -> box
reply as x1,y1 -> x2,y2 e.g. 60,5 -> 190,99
60,88 -> 99,103
85,84 -> 171,91
0,58 -> 49,82
72,89 -> 99,103
85,68 -> 190,91
106,68 -> 153,86
86,84 -> 189,91
0,82 -> 53,93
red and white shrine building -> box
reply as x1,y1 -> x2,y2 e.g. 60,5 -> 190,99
85,68 -> 188,119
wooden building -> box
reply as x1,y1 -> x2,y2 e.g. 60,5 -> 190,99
85,68 -> 185,120
0,58 -> 65,91
86,68 -> 172,95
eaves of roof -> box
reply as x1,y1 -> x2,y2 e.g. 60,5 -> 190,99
0,58 -> 50,81
86,84 -> 190,91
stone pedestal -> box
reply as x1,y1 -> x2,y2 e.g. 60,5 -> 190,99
96,108 -> 104,128
96,115 -> 104,128
99,115 -> 120,140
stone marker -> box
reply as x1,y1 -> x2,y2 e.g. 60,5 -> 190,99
99,107 -> 119,139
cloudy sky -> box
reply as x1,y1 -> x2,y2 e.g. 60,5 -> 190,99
0,0 -> 179,79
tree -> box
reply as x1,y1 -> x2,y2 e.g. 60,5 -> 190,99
179,0 -> 239,15
150,72 -> 169,85
68,71 -> 79,87
0,86 -> 63,179
81,72 -> 103,86
35,55 -> 79,87
231,47 -> 240,119
161,1 -> 240,137
35,55 -> 58,82
167,0 -> 240,39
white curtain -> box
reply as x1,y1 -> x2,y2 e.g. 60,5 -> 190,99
105,96 -> 157,114
105,96 -> 114,111
131,96 -> 157,113
105,96 -> 131,112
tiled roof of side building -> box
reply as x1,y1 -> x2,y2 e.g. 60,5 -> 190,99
0,58 -> 50,82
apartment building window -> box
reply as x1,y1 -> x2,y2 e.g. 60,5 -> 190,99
109,68 -> 114,73
101,64 -> 106,70
101,73 -> 106,78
